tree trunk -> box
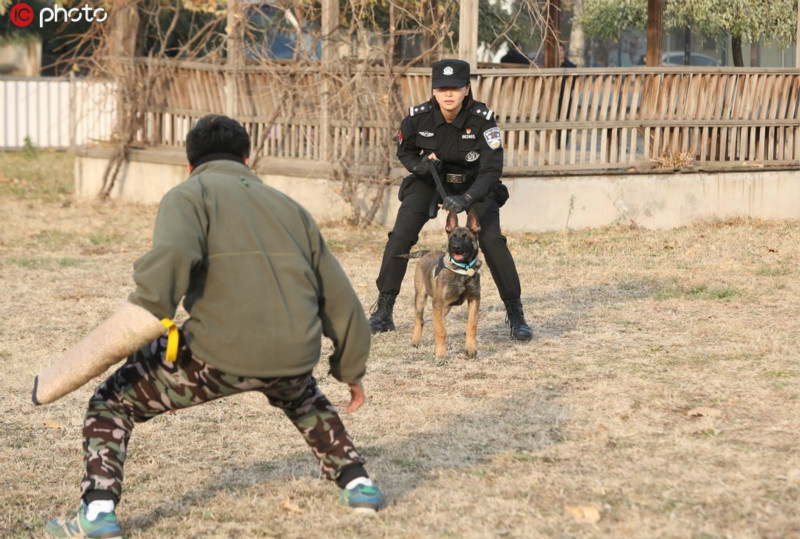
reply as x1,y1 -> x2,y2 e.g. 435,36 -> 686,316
749,40 -> 760,67
731,35 -> 744,67
225,0 -> 243,118
108,1 -> 139,137
569,0 -> 586,67
99,0 -> 141,200
683,25 -> 691,65
458,0 -> 478,67
646,0 -> 663,66
544,0 -> 561,68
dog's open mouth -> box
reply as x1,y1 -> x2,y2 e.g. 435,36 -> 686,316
451,251 -> 473,262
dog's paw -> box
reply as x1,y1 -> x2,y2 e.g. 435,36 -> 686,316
465,349 -> 478,359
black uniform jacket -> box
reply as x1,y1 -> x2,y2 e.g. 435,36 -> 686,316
396,99 -> 504,203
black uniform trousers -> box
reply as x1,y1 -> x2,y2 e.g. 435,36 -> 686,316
376,177 -> 522,301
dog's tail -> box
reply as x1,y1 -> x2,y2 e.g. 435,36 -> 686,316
393,250 -> 430,260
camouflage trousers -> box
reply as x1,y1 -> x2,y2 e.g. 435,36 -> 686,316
80,332 -> 365,503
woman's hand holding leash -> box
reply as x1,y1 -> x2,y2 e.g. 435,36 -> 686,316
442,194 -> 472,213
412,153 -> 443,176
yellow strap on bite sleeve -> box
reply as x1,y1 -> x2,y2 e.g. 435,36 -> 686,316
160,319 -> 179,362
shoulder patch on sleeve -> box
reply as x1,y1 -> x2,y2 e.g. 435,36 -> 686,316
409,102 -> 432,117
472,107 -> 495,121
483,127 -> 502,150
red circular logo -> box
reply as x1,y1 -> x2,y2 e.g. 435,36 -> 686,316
10,3 -> 35,27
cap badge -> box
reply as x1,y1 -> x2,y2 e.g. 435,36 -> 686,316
443,66 -> 454,75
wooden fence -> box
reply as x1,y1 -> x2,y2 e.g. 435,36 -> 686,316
471,67 -> 800,173
115,61 -> 800,174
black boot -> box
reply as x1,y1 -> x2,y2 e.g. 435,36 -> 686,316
503,299 -> 533,341
368,293 -> 397,334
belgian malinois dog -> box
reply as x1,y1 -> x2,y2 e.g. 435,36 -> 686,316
402,209 -> 481,358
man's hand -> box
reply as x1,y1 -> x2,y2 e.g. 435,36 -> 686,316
442,194 -> 472,213
411,154 -> 443,176
346,380 -> 366,413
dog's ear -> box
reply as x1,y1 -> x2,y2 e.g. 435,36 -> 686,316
445,211 -> 459,233
466,208 -> 481,234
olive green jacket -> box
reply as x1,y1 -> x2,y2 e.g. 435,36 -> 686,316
128,159 -> 369,383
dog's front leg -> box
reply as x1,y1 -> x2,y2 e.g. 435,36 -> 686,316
465,297 -> 479,358
431,297 -> 447,358
411,290 -> 427,347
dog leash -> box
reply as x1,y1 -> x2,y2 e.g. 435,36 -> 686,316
428,159 -> 449,201
427,159 -> 449,218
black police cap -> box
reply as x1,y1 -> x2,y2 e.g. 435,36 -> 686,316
431,59 -> 471,89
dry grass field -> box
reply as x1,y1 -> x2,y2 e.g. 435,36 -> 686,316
1,151 -> 798,539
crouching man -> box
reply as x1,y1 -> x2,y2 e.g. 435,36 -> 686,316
35,115 -> 382,539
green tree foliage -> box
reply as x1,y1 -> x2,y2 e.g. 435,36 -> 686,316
581,0 -> 797,51
581,0 -> 647,42
669,0 -> 797,47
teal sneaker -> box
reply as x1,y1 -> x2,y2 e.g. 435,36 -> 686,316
339,482 -> 384,514
45,502 -> 123,539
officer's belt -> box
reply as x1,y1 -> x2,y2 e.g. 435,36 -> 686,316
445,173 -> 465,184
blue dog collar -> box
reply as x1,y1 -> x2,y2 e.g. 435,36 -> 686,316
447,255 -> 479,276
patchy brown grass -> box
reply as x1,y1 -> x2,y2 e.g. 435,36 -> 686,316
1,153 -> 798,539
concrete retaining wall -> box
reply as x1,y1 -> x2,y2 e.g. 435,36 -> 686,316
75,151 -> 800,232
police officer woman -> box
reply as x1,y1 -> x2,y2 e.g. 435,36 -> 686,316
368,59 -> 533,341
